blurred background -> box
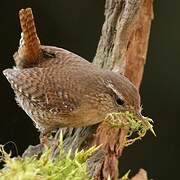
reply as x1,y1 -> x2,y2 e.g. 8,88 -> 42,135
0,0 -> 179,179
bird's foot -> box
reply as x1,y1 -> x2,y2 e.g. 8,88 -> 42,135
39,129 -> 61,158
40,132 -> 50,146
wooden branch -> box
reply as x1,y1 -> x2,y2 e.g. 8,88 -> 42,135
131,169 -> 148,180
124,0 -> 153,88
93,0 -> 142,74
61,0 -> 154,180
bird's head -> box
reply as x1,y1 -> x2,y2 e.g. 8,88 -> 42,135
101,71 -> 155,137
103,70 -> 141,114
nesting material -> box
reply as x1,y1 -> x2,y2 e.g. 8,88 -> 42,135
105,111 -> 155,146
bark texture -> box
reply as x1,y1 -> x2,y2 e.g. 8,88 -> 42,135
131,169 -> 148,180
61,0 -> 153,179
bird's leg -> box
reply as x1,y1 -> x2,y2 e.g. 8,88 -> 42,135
39,130 -> 52,146
50,129 -> 62,159
39,128 -> 62,158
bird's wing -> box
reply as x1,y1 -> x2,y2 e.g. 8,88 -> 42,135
3,68 -> 79,114
3,68 -> 45,101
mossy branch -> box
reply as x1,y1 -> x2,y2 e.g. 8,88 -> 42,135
0,133 -> 99,180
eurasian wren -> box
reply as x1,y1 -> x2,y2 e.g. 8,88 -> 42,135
3,8 -> 141,139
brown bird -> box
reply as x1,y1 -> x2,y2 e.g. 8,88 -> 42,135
3,8 -> 141,140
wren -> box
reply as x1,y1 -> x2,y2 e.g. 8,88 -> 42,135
3,8 -> 142,140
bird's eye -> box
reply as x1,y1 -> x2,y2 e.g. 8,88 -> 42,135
116,97 -> 124,106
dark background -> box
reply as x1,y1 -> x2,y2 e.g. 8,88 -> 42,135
0,0 -> 179,179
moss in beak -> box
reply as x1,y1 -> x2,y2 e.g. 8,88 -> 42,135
104,110 -> 156,147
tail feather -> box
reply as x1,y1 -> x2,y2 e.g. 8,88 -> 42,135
14,8 -> 42,68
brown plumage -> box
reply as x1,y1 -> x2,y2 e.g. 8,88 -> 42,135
3,8 -> 141,139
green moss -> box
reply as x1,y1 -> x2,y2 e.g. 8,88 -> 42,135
120,170 -> 131,180
105,111 -> 155,146
0,133 -> 99,180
